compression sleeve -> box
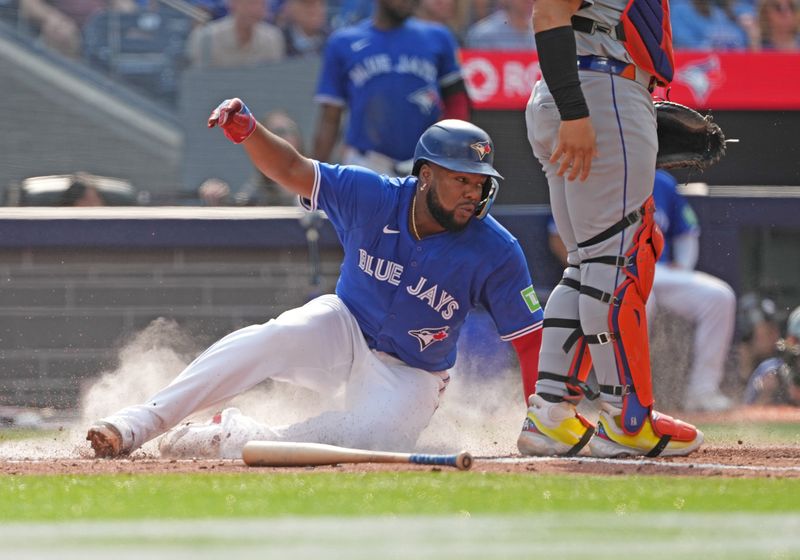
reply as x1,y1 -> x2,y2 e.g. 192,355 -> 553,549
442,81 -> 471,120
511,328 -> 543,405
535,26 -> 589,121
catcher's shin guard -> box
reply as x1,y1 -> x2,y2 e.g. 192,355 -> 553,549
536,266 -> 596,402
578,197 -> 664,434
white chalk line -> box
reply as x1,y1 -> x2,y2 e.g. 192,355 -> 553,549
483,455 -> 800,473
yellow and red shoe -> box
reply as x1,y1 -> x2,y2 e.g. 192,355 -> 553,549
590,403 -> 704,458
517,394 -> 595,456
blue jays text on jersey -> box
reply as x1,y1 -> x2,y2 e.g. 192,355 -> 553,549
314,18 -> 463,162
301,162 -> 544,372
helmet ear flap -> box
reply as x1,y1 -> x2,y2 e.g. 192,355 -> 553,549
475,177 -> 499,220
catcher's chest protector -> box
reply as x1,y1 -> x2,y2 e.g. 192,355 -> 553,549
620,0 -> 675,85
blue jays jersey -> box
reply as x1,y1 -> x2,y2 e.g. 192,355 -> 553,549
314,18 -> 463,161
301,161 -> 544,372
652,170 -> 700,263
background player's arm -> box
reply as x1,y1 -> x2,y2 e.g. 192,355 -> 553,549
441,80 -> 471,121
534,0 -> 597,181
312,104 -> 344,163
209,98 -> 316,199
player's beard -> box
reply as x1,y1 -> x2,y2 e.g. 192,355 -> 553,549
426,187 -> 473,233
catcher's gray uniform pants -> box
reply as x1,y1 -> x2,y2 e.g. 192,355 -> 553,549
526,71 -> 657,403
100,294 -> 448,457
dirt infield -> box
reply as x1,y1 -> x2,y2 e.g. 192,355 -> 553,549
1,444 -> 799,478
1,406 -> 798,478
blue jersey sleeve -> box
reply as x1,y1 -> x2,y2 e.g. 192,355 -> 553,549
480,241 -> 544,341
304,162 -> 395,231
315,31 -> 348,106
653,170 -> 699,239
431,23 -> 462,87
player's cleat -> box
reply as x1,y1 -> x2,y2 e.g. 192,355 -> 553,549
517,394 -> 596,456
158,411 -> 225,459
86,421 -> 125,458
589,402 -> 704,458
684,390 -> 734,413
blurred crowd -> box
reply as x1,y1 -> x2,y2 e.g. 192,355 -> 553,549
1,0 -> 797,103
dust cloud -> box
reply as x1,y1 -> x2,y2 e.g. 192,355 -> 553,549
0,319 -> 527,460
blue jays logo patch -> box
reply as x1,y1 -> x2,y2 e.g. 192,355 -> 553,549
409,326 -> 450,351
408,86 -> 439,115
470,141 -> 492,161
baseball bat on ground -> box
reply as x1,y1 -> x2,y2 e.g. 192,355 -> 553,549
242,441 -> 473,470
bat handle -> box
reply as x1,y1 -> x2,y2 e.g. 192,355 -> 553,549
409,451 -> 473,470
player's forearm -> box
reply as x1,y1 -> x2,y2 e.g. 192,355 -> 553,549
534,0 -> 589,122
242,124 -> 315,199
671,233 -> 699,270
312,105 -> 342,162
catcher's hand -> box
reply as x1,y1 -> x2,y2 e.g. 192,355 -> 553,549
655,101 -> 726,171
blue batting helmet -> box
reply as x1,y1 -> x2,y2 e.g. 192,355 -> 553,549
412,119 -> 502,220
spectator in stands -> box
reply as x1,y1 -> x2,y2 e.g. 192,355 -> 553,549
186,0 -> 285,67
60,175 -> 107,206
464,0 -> 535,50
736,292 -> 783,384
754,0 -> 800,49
20,0 -> 135,58
670,0 -> 752,49
312,0 -> 470,175
330,0 -> 371,27
744,305 -> 800,405
198,109 -> 301,205
277,0 -> 330,56
415,0 -> 470,39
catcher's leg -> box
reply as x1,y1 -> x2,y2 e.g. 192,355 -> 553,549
577,201 -> 703,457
518,84 -> 596,456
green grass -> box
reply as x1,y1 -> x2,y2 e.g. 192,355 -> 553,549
700,421 -> 800,445
2,472 -> 799,521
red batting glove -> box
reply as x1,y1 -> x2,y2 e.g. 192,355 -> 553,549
207,98 -> 257,144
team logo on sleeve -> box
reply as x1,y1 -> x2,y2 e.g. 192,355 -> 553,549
409,326 -> 450,351
470,141 -> 492,161
408,86 -> 439,114
521,286 -> 541,313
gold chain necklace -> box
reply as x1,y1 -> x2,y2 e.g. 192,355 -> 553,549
411,193 -> 421,241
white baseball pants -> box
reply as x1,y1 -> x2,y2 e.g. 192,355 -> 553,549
101,294 -> 448,456
648,264 -> 736,395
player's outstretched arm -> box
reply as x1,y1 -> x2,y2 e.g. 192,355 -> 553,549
208,98 -> 315,199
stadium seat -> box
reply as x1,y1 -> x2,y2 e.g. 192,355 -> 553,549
83,8 -> 194,101
13,173 -> 139,206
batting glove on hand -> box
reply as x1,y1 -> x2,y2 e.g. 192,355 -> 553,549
208,98 -> 256,144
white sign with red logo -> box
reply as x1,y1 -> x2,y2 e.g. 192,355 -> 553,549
461,50 -> 800,110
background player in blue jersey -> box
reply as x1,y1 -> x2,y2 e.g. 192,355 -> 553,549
86,98 -> 544,459
744,305 -> 800,406
648,170 -> 736,412
312,0 -> 470,175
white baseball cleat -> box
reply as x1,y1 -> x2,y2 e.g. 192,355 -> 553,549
158,411 -> 227,459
